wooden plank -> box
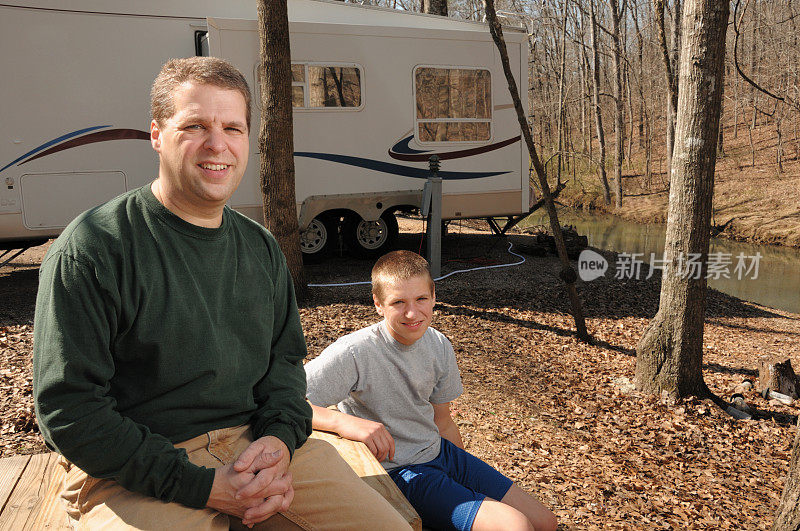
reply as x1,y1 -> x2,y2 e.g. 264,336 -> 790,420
0,439 -> 421,530
0,455 -> 31,514
310,431 -> 422,531
0,453 -> 67,531
28,454 -> 69,530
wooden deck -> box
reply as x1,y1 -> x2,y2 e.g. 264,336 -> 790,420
0,452 -> 67,530
0,431 -> 420,530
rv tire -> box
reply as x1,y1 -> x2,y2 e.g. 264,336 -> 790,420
300,214 -> 338,262
343,212 -> 399,258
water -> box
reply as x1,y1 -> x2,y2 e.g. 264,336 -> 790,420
522,209 -> 800,314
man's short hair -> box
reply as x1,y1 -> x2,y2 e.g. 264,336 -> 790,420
151,56 -> 252,130
372,250 -> 435,301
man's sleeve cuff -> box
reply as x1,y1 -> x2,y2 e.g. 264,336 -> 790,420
252,422 -> 302,459
172,462 -> 216,509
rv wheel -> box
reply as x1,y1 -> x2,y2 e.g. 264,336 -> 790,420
300,215 -> 337,261
343,212 -> 399,258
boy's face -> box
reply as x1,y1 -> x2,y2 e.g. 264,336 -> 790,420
374,274 -> 435,346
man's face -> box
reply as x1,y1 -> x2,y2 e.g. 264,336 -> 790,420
374,275 -> 435,346
150,82 -> 249,215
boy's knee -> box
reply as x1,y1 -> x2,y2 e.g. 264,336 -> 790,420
499,484 -> 557,531
498,508 -> 557,531
472,500 -> 532,531
505,508 -> 535,531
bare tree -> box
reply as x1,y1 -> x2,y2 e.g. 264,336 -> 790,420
731,0 -> 800,174
609,0 -> 626,207
574,5 -> 592,155
589,0 -> 612,204
258,0 -> 307,300
485,0 -> 590,342
631,0 -> 654,187
556,0 -> 569,186
423,0 -> 448,16
632,0 -> 645,149
635,0 -> 729,397
654,0 -> 682,179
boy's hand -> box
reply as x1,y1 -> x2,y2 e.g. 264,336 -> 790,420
432,402 -> 464,449
308,402 -> 395,462
337,416 -> 395,462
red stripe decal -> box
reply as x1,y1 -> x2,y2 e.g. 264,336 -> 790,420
20,129 -> 150,165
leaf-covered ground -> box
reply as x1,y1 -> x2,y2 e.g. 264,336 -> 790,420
2,218 -> 799,529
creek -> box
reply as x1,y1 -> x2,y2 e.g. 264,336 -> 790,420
521,209 -> 800,314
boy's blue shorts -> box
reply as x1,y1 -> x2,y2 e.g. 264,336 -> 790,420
388,438 -> 513,531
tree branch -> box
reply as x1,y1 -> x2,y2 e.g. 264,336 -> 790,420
732,0 -> 800,111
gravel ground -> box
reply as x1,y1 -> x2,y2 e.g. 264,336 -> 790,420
2,217 -> 799,529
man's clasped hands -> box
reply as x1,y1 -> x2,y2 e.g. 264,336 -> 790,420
206,436 -> 293,528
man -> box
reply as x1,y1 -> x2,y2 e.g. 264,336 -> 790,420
33,56 -> 409,530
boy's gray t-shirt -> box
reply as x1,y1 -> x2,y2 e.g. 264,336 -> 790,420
305,320 -> 463,471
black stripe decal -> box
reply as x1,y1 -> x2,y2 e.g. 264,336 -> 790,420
295,152 -> 509,179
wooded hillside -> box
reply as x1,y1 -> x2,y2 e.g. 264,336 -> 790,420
366,0 -> 800,246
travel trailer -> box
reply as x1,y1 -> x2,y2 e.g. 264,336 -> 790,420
0,0 -> 529,260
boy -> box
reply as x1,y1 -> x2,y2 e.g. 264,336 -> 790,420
305,251 -> 557,531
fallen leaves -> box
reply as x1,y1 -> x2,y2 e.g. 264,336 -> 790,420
0,323 -> 42,454
301,223 -> 800,529
3,225 -> 799,529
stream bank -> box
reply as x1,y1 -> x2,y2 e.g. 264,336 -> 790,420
520,208 -> 800,314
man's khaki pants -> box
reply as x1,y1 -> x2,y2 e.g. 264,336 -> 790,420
59,425 -> 410,530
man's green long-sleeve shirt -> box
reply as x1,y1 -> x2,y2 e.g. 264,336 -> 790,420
33,185 -> 312,509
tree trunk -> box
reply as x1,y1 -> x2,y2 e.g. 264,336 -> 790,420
485,0 -> 590,343
655,0 -> 681,181
633,0 -> 645,150
258,0 -> 307,301
774,418 -> 800,530
423,0 -> 448,16
589,0 -> 612,205
777,116 -> 784,173
759,357 -> 800,399
577,8 -> 593,158
717,83 -> 725,155
635,0 -> 729,398
749,12 -> 757,127
668,0 -> 682,174
609,0 -> 626,208
556,2 -> 568,186
733,70 -> 739,138
625,60 -> 634,164
666,93 -> 676,180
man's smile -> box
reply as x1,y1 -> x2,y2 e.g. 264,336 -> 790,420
199,163 -> 231,171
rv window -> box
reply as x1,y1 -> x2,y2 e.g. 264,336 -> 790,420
418,122 -> 491,142
291,64 -> 306,107
292,86 -> 305,107
291,64 -> 305,83
308,66 -> 361,108
291,64 -> 362,110
194,31 -> 209,57
415,67 -> 491,142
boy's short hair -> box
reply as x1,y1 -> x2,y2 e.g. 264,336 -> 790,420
372,251 -> 435,301
151,56 -> 252,130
